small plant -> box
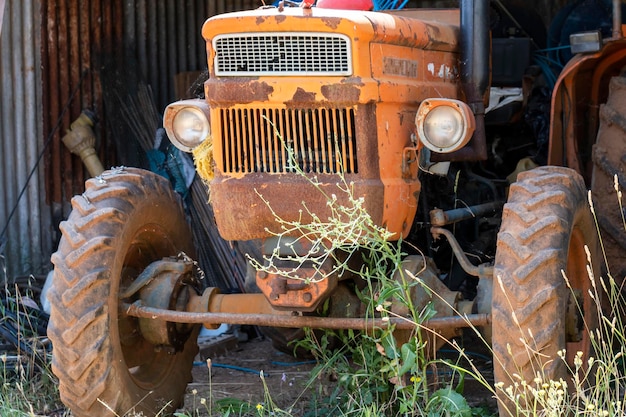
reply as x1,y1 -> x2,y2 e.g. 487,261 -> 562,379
247,136 -> 494,416
174,388 -> 213,417
0,274 -> 66,417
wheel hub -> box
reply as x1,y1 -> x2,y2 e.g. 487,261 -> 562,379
133,258 -> 201,351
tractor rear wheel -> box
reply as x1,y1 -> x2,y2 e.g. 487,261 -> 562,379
592,75 -> 626,278
493,166 -> 600,415
48,168 -> 198,417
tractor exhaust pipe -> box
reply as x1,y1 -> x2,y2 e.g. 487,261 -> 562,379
613,0 -> 623,39
460,0 -> 490,105
437,0 -> 490,162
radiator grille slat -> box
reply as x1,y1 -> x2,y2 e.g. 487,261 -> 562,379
220,108 -> 358,175
213,33 -> 352,76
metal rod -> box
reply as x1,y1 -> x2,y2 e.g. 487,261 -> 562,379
613,0 -> 623,39
430,202 -> 503,227
431,227 -> 494,278
123,301 -> 490,330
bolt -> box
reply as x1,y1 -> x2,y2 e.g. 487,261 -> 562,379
303,292 -> 312,303
258,271 -> 268,280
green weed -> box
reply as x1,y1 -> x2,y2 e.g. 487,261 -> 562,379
0,277 -> 66,417
245,139 -> 494,417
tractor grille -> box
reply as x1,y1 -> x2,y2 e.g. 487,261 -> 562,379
213,33 -> 351,76
218,107 -> 358,174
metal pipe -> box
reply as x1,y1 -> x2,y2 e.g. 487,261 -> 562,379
436,0 -> 490,162
613,0 -> 623,39
431,227 -> 494,278
444,0 -> 491,161
123,301 -> 490,330
430,201 -> 503,227
460,0 -> 490,105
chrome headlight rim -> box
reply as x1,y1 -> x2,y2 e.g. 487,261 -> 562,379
416,99 -> 475,154
163,100 -> 211,153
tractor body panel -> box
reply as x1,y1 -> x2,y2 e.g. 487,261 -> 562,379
201,8 -> 461,240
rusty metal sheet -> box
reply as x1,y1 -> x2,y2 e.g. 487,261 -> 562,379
0,0 -> 51,278
42,0 -> 261,200
40,0 -> 260,236
41,0 -> 122,226
0,0 -> 264,280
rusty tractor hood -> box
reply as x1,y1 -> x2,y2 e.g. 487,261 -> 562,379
200,7 -> 462,108
202,7 -> 460,68
199,7 -> 462,241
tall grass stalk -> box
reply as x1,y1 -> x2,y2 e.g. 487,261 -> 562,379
494,174 -> 626,416
0,280 -> 66,416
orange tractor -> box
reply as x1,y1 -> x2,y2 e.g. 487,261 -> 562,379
48,0 -> 626,415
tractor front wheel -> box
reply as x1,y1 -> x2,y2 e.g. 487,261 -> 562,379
48,168 -> 198,417
493,166 -> 600,415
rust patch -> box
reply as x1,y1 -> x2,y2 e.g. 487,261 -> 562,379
321,17 -> 341,30
424,23 -> 454,50
275,15 -> 287,24
425,23 -> 442,37
349,76 -> 364,86
321,79 -> 363,103
206,80 -> 274,104
256,16 -> 266,25
289,87 -> 316,103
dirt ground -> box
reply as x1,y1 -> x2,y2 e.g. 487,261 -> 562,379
184,334 -> 318,415
181,330 -> 497,416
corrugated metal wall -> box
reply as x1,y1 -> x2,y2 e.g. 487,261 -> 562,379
42,0 -> 260,224
1,0 -> 259,280
41,0 -> 260,250
0,0 -> 50,278
125,0 -> 261,110
42,0 -> 124,247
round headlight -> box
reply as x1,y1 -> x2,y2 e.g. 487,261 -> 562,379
164,100 -> 211,152
172,107 -> 210,151
416,99 -> 475,153
423,106 -> 464,150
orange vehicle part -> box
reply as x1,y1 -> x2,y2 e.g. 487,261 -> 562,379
130,290 -> 490,331
255,268 -> 338,311
200,8 -> 462,241
549,28 -> 626,180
